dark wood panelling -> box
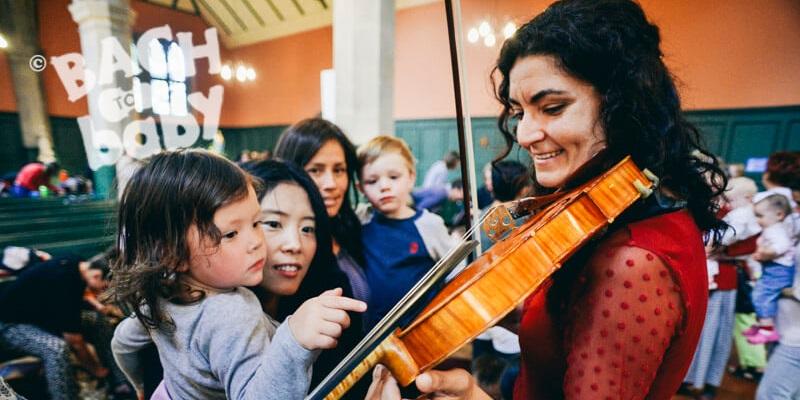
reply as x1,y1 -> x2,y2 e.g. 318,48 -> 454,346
220,125 -> 287,160
0,113 -> 29,174
50,116 -> 90,176
785,119 -> 800,150
685,106 -> 800,163
693,121 -> 728,157
396,118 -> 529,187
726,121 -> 781,163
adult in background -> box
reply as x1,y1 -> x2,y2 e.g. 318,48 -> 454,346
473,160 -> 530,400
0,255 -> 130,399
478,160 -> 531,252
369,0 -> 726,398
273,118 -> 370,397
412,151 -> 460,211
11,162 -> 59,198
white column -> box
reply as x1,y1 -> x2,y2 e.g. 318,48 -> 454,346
332,0 -> 395,145
69,0 -> 136,197
1,0 -> 56,162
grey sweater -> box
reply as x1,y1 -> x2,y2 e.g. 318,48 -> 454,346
111,288 -> 317,399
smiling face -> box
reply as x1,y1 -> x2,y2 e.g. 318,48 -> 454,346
359,153 -> 416,219
304,140 -> 349,217
185,186 -> 266,291
509,55 -> 607,188
259,183 -> 317,297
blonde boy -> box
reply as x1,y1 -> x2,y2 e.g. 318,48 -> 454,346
356,136 -> 454,326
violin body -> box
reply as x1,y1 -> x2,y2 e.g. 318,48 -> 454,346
317,156 -> 656,399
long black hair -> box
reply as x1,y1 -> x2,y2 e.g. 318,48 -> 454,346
107,149 -> 256,331
241,159 -> 347,319
493,0 -> 726,235
243,158 -> 366,392
273,118 -> 365,266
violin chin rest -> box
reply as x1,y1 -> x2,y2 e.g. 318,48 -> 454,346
633,179 -> 653,198
643,168 -> 660,186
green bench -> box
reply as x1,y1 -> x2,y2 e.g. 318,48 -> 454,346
0,198 -> 117,259
0,213 -> 116,235
0,201 -> 115,219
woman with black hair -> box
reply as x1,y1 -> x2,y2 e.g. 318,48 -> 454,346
272,121 -> 372,397
274,118 -> 369,306
242,159 -> 368,397
368,0 -> 727,399
241,160 -> 344,321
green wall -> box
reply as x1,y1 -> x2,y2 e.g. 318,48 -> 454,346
686,106 -> 800,182
1,106 -> 798,186
395,118 -> 530,187
395,105 -> 800,187
220,125 -> 286,161
0,113 -> 89,176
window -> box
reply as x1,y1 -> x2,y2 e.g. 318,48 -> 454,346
133,39 -> 188,117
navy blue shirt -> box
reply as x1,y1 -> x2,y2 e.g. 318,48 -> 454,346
362,210 -> 434,326
0,256 -> 85,335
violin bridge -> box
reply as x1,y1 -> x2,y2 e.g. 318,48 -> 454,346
482,205 -> 515,242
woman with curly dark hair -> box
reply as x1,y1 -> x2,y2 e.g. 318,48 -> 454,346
368,1 -> 727,399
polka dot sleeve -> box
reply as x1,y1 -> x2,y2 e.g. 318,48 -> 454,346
562,243 -> 684,400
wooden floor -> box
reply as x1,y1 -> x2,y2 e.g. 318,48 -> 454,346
672,370 -> 757,400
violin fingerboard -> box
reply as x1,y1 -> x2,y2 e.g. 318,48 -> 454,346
323,346 -> 385,400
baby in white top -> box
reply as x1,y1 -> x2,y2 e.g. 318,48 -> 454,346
746,192 -> 796,344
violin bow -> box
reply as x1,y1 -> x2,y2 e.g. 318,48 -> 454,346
445,0 -> 482,257
305,239 -> 478,400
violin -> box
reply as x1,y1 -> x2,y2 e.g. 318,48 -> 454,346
307,156 -> 658,400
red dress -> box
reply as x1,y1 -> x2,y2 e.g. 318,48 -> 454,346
514,210 -> 708,399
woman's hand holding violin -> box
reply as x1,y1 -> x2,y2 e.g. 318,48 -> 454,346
366,365 -> 491,400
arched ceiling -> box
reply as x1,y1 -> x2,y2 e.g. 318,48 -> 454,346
139,0 -> 440,48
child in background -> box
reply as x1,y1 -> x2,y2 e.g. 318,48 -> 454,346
719,177 -> 761,246
708,177 -> 766,380
107,150 -> 365,399
683,177 -> 760,397
356,136 -> 455,326
707,177 -> 761,289
745,193 -> 796,344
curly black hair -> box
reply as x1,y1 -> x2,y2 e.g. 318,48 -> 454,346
492,0 -> 726,235
765,151 -> 800,190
